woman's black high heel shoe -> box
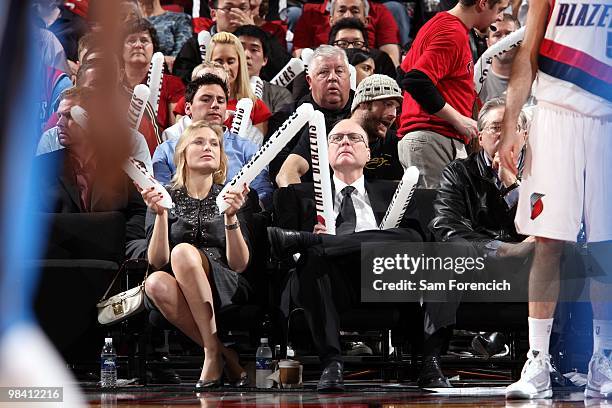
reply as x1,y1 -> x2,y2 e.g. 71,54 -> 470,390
194,377 -> 224,391
224,348 -> 250,387
194,363 -> 225,392
228,372 -> 250,388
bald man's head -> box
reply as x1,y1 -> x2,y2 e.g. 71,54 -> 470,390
327,119 -> 370,174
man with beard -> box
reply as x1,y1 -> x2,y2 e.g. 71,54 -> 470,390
479,14 -> 521,103
350,74 -> 404,180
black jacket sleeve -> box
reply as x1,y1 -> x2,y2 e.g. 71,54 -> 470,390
429,162 -> 497,245
173,36 -> 201,85
397,67 -> 446,114
124,178 -> 147,244
272,185 -> 303,231
260,35 -> 291,82
371,48 -> 397,79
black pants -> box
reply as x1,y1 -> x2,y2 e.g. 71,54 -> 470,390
293,228 -> 423,364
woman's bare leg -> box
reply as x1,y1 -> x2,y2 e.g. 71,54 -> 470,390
170,243 -> 222,381
145,268 -> 246,379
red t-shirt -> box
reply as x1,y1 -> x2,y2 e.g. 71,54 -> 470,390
145,73 -> 186,131
172,97 -> 272,126
293,0 -> 399,51
260,20 -> 288,50
193,17 -> 213,33
398,12 -> 475,144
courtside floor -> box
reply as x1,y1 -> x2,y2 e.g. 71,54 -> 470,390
83,382 -> 601,407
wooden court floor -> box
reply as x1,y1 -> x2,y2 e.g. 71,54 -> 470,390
84,385 -> 610,407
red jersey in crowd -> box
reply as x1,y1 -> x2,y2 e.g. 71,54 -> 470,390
145,73 -> 186,131
292,0 -> 399,51
398,12 -> 476,144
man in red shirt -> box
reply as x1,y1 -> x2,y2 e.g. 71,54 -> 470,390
397,0 -> 508,189
292,0 -> 400,66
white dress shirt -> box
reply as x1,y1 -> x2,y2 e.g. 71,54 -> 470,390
332,175 -> 378,232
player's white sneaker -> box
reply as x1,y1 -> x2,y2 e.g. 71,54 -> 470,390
506,350 -> 553,399
585,352 -> 612,399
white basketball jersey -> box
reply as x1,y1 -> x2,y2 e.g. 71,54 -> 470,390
534,0 -> 612,116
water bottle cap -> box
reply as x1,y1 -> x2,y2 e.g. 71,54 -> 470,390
260,337 -> 268,343
105,337 -> 112,343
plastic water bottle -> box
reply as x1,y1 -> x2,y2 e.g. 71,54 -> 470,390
255,338 -> 273,388
100,338 -> 117,388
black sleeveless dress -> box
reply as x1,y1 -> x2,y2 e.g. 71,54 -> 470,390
145,184 -> 254,308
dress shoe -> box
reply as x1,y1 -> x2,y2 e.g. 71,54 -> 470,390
228,372 -> 250,388
267,227 -> 320,260
194,361 -> 225,392
317,360 -> 345,392
194,376 -> 224,392
223,347 -> 250,387
346,342 -> 373,356
417,356 -> 452,388
147,368 -> 182,384
471,332 -> 507,359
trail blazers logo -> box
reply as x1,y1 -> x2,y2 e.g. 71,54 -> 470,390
530,193 -> 545,220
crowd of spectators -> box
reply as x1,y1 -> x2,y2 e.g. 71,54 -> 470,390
36,0 -> 538,392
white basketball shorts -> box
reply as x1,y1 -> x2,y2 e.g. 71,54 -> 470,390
515,103 -> 612,242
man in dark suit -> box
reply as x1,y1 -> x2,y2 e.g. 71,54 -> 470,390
268,119 -> 424,392
35,86 -> 147,258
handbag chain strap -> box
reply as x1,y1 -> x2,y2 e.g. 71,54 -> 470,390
99,258 -> 150,303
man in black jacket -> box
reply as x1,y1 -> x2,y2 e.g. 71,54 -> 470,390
431,98 -> 530,255
269,119 -> 424,392
424,97 -> 531,387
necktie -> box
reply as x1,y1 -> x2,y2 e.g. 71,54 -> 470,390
336,186 -> 356,235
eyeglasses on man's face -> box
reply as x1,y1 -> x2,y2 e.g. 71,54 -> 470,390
483,121 -> 522,134
328,132 -> 366,144
332,39 -> 366,49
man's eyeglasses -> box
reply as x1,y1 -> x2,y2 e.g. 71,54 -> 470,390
328,133 -> 366,144
482,122 -> 524,134
484,122 -> 503,134
214,5 -> 250,13
483,121 -> 521,134
332,39 -> 366,49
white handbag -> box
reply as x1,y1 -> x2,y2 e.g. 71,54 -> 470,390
97,259 -> 149,325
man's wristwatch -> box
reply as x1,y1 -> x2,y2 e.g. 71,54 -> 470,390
501,180 -> 520,197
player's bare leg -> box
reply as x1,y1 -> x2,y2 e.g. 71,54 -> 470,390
586,246 -> 612,399
506,237 -> 562,399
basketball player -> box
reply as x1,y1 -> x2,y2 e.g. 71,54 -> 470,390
497,0 -> 612,400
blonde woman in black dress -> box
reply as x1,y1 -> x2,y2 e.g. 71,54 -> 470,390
140,121 -> 254,390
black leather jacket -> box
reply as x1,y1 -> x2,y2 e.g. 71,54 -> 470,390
429,150 -> 526,246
